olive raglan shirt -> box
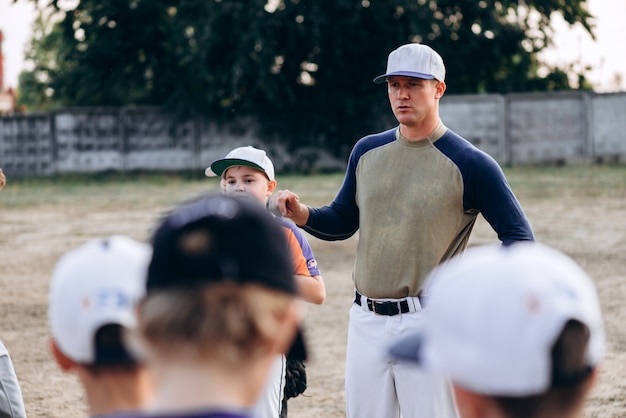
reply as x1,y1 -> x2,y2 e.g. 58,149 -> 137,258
303,121 -> 534,299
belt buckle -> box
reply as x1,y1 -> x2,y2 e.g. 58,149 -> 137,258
366,299 -> 384,315
366,298 -> 376,314
368,299 -> 399,316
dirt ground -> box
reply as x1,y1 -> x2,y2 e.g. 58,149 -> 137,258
0,175 -> 625,417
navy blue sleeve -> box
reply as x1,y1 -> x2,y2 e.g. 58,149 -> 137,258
436,133 -> 535,245
303,129 -> 396,241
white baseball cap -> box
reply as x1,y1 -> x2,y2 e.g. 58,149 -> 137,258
205,146 -> 275,181
388,242 -> 605,396
374,43 -> 445,83
48,236 -> 151,365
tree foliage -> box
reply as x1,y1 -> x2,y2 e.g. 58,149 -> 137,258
16,10 -> 67,111
17,0 -> 595,153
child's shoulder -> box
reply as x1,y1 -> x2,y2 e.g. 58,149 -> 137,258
273,215 -> 308,241
274,214 -> 298,230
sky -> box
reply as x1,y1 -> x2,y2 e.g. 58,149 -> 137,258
0,0 -> 625,92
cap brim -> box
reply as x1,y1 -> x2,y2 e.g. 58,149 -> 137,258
286,327 -> 308,361
387,332 -> 424,363
206,159 -> 267,178
373,71 -> 437,84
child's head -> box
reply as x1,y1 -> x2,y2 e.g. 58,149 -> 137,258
388,242 -> 604,418
205,146 -> 277,204
137,282 -> 295,367
48,236 -> 151,372
140,194 -> 306,368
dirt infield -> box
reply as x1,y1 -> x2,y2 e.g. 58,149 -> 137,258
0,167 -> 625,417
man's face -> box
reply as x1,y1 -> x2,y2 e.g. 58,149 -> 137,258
387,75 -> 445,127
221,165 -> 276,204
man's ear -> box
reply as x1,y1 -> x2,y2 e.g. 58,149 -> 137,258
435,80 -> 446,99
49,337 -> 76,372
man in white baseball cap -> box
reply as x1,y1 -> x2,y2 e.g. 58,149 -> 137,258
270,42 -> 533,417
48,236 -> 153,417
389,242 -> 604,418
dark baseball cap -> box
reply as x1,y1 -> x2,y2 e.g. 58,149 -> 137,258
146,193 -> 307,360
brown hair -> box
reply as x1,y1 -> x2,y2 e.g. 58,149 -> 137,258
136,282 -> 293,367
493,320 -> 594,418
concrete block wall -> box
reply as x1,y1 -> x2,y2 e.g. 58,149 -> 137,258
1,91 -> 626,177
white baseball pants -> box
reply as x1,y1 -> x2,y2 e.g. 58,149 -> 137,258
252,354 -> 286,418
345,297 -> 458,418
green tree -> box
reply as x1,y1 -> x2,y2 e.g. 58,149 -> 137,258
17,0 -> 595,154
16,9 -> 67,111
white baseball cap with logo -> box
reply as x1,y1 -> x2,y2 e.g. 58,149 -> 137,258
388,242 -> 605,397
48,236 -> 151,365
205,146 -> 275,181
374,43 -> 446,83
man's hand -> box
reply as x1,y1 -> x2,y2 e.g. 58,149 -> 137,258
0,169 -> 5,191
269,189 -> 310,226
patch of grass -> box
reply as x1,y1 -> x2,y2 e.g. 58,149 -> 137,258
1,166 -> 624,211
276,173 -> 345,207
504,165 -> 626,200
0,172 -> 210,209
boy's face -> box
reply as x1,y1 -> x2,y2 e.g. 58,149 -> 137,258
221,165 -> 277,204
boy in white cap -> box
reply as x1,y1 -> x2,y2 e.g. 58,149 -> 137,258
207,146 -> 325,418
271,43 -> 534,417
125,194 -> 306,418
206,146 -> 325,305
48,235 -> 153,417
389,242 -> 604,418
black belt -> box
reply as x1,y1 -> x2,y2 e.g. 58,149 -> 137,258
354,290 -> 410,316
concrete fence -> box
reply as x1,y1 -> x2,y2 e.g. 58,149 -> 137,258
1,91 -> 626,177
439,90 -> 626,165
